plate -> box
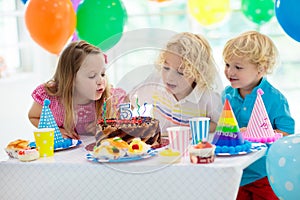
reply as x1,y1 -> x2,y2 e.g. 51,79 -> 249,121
86,149 -> 157,163
85,137 -> 169,152
29,139 -> 82,151
215,143 -> 267,157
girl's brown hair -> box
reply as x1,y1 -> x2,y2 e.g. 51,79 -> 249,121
44,40 -> 111,133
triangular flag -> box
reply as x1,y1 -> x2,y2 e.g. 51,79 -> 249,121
38,99 -> 65,147
243,89 -> 282,143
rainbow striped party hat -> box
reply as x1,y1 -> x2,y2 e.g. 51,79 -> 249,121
212,95 -> 245,148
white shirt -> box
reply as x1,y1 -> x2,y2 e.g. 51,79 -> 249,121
129,72 -> 222,135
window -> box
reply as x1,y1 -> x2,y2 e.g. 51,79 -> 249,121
0,0 -> 32,77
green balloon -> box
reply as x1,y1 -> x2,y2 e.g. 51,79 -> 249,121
242,0 -> 274,25
76,0 -> 127,51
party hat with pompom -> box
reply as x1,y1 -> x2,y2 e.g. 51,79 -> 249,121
212,95 -> 251,155
243,89 -> 282,143
38,99 -> 65,146
212,95 -> 244,146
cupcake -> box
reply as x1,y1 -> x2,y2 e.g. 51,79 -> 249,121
158,148 -> 181,164
189,141 -> 216,164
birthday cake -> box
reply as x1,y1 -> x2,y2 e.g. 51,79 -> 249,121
128,138 -> 151,156
93,137 -> 129,159
212,97 -> 251,154
95,116 -> 161,147
93,137 -> 151,159
242,89 -> 282,143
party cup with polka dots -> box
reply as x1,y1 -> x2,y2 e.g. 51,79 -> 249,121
33,128 -> 54,157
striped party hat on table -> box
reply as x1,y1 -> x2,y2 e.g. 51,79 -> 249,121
243,89 -> 282,143
212,95 -> 251,154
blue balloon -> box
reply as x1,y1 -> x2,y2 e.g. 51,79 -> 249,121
266,134 -> 300,199
275,0 -> 300,42
21,0 -> 28,4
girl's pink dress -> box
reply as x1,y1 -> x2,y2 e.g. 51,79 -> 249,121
32,84 -> 126,135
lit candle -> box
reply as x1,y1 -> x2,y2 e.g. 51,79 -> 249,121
142,102 -> 148,115
135,94 -> 141,116
102,98 -> 107,125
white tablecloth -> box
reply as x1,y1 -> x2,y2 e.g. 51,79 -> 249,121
0,136 -> 266,200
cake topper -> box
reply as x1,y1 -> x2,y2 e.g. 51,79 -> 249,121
119,103 -> 132,119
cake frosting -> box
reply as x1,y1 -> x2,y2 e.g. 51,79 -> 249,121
242,89 -> 283,143
128,138 -> 150,156
189,141 -> 216,164
212,97 -> 251,154
95,116 -> 161,147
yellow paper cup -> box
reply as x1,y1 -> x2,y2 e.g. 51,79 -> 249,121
33,128 -> 54,157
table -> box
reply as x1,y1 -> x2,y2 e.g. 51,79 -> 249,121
0,136 -> 266,200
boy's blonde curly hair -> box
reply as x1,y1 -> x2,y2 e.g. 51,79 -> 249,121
223,31 -> 279,74
156,32 -> 218,89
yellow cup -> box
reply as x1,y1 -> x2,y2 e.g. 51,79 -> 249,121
33,128 -> 54,157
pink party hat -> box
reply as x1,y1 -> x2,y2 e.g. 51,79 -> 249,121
243,89 -> 282,143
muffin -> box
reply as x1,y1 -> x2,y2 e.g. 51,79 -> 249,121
5,139 -> 30,159
189,141 -> 216,164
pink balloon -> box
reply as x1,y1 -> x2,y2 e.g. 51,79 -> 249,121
71,0 -> 81,11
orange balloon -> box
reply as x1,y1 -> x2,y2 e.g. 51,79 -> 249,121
25,0 -> 76,55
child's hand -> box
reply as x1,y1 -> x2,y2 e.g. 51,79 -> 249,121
59,128 -> 80,140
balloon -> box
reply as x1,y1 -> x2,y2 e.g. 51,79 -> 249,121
21,0 -> 28,4
25,0 -> 76,55
266,134 -> 300,199
149,0 -> 171,2
187,0 -> 230,26
76,0 -> 127,51
70,0 -> 81,42
71,0 -> 81,12
242,0 -> 274,25
72,32 -> 79,42
275,0 -> 300,42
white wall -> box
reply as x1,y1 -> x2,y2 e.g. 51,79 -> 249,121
0,46 -> 57,159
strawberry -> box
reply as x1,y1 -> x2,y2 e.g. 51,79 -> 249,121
194,141 -> 212,149
132,144 -> 140,150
